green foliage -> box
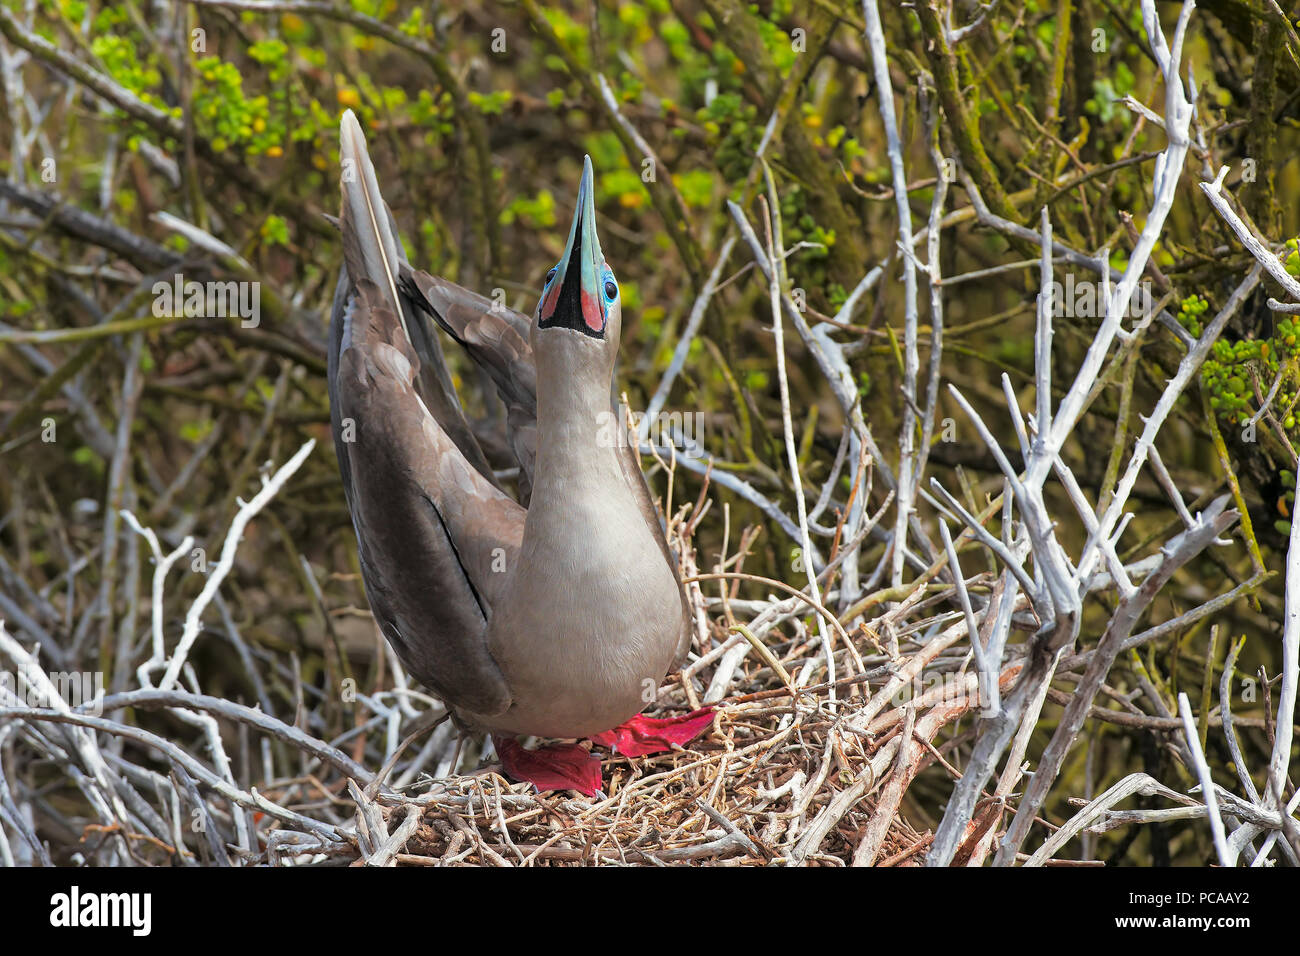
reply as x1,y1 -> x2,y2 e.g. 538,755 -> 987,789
696,92 -> 758,184
179,419 -> 214,443
91,35 -> 161,101
260,214 -> 291,247
501,189 -> 557,228
755,15 -> 797,74
194,57 -> 279,155
1083,53 -> 1138,127
1199,295 -> 1300,455
1178,293 -> 1210,338
467,90 -> 511,115
674,169 -> 715,209
539,5 -> 590,69
1285,237 -> 1300,278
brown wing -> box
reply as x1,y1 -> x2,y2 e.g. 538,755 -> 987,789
400,269 -> 539,504
334,112 -> 498,490
328,111 -> 524,714
331,279 -> 523,714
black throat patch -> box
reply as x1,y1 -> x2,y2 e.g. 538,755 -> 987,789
538,211 -> 604,338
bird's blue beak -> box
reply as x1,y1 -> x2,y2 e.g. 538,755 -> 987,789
538,155 -> 607,337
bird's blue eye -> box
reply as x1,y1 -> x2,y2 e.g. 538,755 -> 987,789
545,267 -> 557,285
603,277 -> 618,301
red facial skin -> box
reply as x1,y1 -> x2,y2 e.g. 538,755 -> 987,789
581,288 -> 604,333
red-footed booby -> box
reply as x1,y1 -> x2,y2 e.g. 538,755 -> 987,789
327,111 -> 705,793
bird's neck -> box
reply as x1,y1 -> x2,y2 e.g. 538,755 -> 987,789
532,347 -> 624,495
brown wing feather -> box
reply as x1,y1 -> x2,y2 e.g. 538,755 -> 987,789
332,279 -> 523,714
330,111 -> 523,715
400,268 -> 539,503
336,111 -> 498,489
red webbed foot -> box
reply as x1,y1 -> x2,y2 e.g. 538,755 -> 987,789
493,735 -> 603,797
494,709 -> 715,797
588,707 -> 715,757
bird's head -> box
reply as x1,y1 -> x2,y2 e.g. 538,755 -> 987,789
535,155 -> 621,358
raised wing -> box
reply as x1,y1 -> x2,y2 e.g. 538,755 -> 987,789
333,112 -> 498,490
329,111 -> 524,714
400,269 -> 539,503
